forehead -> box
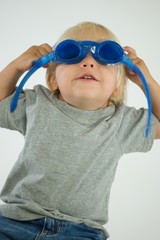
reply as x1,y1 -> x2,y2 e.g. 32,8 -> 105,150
69,28 -> 111,42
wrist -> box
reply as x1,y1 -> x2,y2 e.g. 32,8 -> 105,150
10,59 -> 26,76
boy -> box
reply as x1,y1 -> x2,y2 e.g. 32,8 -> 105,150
0,22 -> 160,239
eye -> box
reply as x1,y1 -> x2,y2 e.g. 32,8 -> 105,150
99,45 -> 121,61
57,44 -> 80,60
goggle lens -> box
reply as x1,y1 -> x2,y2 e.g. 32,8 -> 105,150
56,42 -> 80,61
98,42 -> 123,62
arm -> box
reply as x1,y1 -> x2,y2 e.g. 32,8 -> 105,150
0,43 -> 52,100
123,46 -> 160,139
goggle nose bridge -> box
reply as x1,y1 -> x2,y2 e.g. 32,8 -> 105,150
82,42 -> 97,53
79,45 -> 96,62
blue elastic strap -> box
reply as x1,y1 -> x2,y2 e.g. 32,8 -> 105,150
10,52 -> 55,112
122,56 -> 152,138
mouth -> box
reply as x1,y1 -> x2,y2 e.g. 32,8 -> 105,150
76,74 -> 98,81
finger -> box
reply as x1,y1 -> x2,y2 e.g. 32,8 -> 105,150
37,44 -> 53,68
123,46 -> 137,54
38,43 -> 52,57
123,46 -> 137,59
39,43 -> 52,53
125,66 -> 136,76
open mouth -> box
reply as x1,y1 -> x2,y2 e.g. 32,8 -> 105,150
77,74 -> 98,81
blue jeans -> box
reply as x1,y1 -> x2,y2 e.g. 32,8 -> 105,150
0,215 -> 107,239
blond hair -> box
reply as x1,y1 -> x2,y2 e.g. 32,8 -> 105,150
46,21 -> 127,106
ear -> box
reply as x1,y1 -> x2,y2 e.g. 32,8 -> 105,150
49,75 -> 59,91
112,88 -> 118,97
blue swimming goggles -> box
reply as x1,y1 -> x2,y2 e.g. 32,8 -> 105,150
10,39 -> 152,137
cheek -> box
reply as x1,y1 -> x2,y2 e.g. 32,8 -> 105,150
54,66 -> 65,88
102,67 -> 118,86
55,65 -> 72,91
55,65 -> 64,80
55,64 -> 72,81
105,66 -> 118,77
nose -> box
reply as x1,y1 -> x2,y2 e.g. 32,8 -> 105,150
80,55 -> 97,69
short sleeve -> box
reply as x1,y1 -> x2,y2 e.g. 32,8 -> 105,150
0,89 -> 35,135
117,106 -> 158,154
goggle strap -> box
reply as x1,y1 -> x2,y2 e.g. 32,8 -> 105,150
10,52 -> 56,112
32,51 -> 55,67
132,64 -> 152,138
122,56 -> 152,138
10,65 -> 39,112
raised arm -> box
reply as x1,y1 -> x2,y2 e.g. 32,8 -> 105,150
123,46 -> 160,139
0,43 -> 52,100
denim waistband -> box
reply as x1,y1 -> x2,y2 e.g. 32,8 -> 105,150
0,215 -> 107,239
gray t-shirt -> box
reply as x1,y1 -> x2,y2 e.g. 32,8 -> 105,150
0,85 -> 158,236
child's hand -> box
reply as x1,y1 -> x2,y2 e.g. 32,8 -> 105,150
0,44 -> 52,100
123,46 -> 154,88
13,43 -> 52,74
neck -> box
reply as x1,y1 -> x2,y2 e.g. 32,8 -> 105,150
58,94 -> 108,110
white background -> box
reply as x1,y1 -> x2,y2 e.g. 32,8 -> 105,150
0,0 -> 160,239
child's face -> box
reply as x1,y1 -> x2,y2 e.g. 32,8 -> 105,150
50,33 -> 119,110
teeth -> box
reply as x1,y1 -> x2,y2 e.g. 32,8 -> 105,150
83,76 -> 92,79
